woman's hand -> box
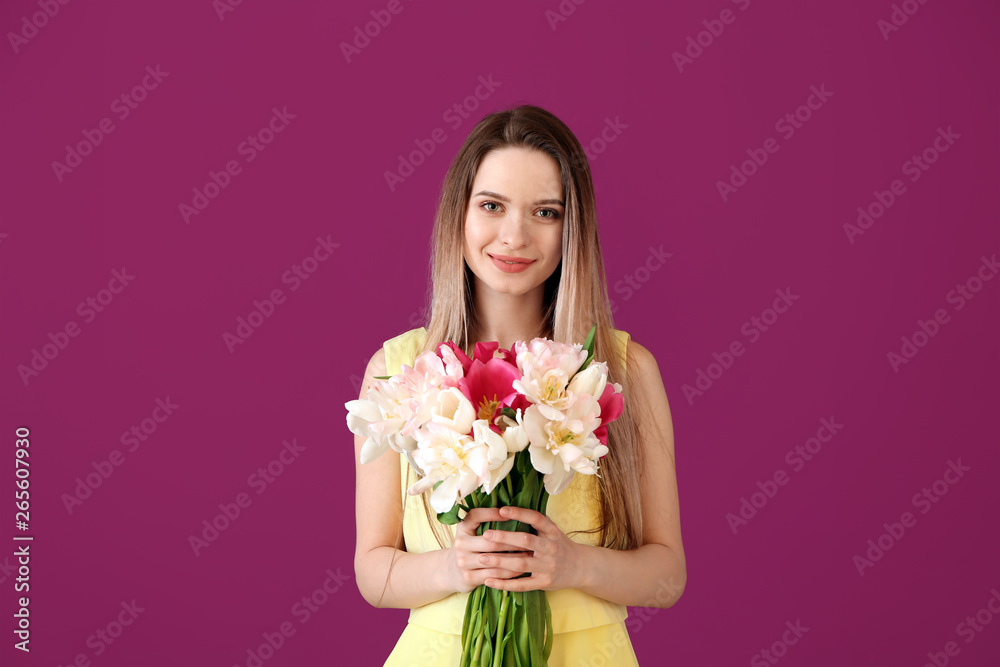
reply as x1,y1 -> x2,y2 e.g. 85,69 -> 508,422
476,505 -> 588,593
442,507 -> 529,594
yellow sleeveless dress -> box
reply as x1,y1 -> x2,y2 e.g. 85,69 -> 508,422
381,327 -> 641,666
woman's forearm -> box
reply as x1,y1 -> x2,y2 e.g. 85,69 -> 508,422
357,540 -> 685,610
355,546 -> 456,609
576,542 -> 686,608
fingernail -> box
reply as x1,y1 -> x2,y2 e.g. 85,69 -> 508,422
500,506 -> 511,516
484,530 -> 493,540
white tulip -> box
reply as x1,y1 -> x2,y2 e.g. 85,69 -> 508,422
523,393 -> 607,495
407,421 -> 489,514
567,360 -> 609,401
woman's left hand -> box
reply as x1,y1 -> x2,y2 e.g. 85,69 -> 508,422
475,505 -> 588,592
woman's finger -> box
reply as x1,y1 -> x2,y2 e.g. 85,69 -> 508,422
482,528 -> 538,551
455,506 -> 505,534
495,505 -> 550,532
475,567 -> 526,583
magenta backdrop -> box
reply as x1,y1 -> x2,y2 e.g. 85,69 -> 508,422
1,1 -> 998,666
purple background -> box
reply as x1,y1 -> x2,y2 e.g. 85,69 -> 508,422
2,1 -> 998,665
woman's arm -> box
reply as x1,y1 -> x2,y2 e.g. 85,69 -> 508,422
353,348 -> 526,608
353,346 -> 448,609
577,338 -> 687,607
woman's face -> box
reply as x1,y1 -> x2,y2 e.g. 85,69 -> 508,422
463,147 -> 564,298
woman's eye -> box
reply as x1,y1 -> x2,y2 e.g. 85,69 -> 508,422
481,201 -> 501,212
538,209 -> 560,219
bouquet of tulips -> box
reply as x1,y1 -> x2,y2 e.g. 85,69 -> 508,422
346,323 -> 623,666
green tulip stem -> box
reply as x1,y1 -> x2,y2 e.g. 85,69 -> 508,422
491,590 -> 511,667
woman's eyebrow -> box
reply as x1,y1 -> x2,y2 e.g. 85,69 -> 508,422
472,190 -> 565,206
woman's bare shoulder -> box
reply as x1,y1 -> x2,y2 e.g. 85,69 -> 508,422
624,337 -> 661,382
366,346 -> 387,375
357,346 -> 388,400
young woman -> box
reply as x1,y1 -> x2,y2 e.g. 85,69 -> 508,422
353,104 -> 685,665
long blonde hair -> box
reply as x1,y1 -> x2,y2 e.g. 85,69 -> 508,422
405,104 -> 645,551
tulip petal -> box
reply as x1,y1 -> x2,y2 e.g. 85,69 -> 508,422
529,445 -> 555,475
483,455 -> 515,494
544,466 -> 575,495
359,436 -> 389,464
430,475 -> 462,513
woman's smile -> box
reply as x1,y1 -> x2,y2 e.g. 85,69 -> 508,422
488,253 -> 536,273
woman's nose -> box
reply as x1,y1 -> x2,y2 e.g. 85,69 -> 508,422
499,211 -> 529,247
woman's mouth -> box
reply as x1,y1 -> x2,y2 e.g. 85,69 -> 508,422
489,254 -> 534,273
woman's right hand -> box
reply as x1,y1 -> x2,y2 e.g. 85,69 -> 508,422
443,507 -> 528,594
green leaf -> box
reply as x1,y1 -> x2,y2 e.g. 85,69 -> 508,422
498,482 -> 510,506
373,375 -> 392,380
539,489 -> 550,517
486,587 -> 499,638
471,598 -> 486,663
496,518 -> 518,532
462,589 -> 473,639
515,449 -> 531,475
462,587 -> 482,665
525,591 -> 545,665
521,473 -> 537,510
515,601 -> 529,659
580,322 -> 597,372
436,505 -> 462,525
542,593 -> 553,660
501,629 -> 515,667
